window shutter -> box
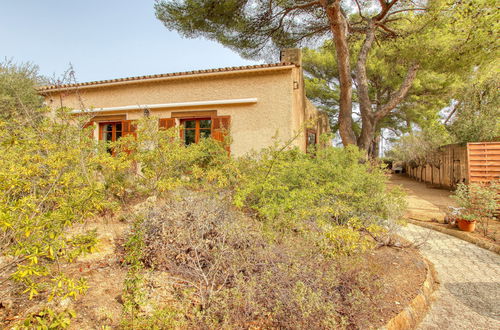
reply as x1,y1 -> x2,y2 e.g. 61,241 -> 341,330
211,116 -> 231,152
121,120 -> 137,155
159,118 -> 176,129
122,120 -> 137,137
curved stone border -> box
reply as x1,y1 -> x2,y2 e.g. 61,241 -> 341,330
408,219 -> 500,255
379,257 -> 439,330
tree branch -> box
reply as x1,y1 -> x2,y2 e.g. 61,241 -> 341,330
387,7 -> 427,17
374,0 -> 398,22
354,0 -> 365,19
444,100 -> 462,124
375,63 -> 420,120
375,22 -> 398,36
356,26 -> 376,118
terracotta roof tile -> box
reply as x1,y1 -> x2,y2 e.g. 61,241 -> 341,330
38,62 -> 297,93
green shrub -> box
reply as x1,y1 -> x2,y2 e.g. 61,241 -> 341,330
0,107 -> 113,302
106,117 -> 239,197
234,144 -> 405,252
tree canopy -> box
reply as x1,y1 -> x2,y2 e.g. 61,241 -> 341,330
448,67 -> 500,143
0,60 -> 43,123
155,0 -> 498,152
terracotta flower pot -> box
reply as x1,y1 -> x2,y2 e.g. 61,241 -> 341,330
457,219 -> 476,232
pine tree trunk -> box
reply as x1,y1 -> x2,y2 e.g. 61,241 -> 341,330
322,0 -> 357,146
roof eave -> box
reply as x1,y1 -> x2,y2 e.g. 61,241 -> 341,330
38,64 -> 297,94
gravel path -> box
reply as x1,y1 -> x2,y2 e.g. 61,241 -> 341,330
398,224 -> 500,330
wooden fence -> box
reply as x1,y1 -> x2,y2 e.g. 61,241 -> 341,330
467,142 -> 500,184
405,142 -> 500,189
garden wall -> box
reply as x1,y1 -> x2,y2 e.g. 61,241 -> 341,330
405,142 -> 500,189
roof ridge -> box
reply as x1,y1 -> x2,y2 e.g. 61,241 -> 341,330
38,62 -> 297,92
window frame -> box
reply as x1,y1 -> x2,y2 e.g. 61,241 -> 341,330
180,118 -> 212,145
98,121 -> 124,155
306,129 -> 318,153
99,121 -> 123,142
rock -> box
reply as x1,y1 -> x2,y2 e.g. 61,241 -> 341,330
146,195 -> 157,204
59,297 -> 72,308
0,299 -> 14,311
115,294 -> 124,305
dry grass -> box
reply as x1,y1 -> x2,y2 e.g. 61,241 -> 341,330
139,189 -> 385,329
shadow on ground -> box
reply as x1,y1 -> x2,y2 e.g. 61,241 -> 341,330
445,282 -> 500,320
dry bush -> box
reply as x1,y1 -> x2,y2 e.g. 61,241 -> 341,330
139,189 -> 381,329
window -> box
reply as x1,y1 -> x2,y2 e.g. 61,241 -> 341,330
307,130 -> 317,153
181,118 -> 212,145
99,122 -> 122,154
158,115 -> 230,152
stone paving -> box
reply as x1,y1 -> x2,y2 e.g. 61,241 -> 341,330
398,224 -> 500,330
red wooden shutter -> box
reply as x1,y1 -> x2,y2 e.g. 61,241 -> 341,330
159,118 -> 176,129
212,116 -> 231,152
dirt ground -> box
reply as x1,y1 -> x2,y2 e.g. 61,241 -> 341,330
363,246 -> 427,328
1,203 -> 428,329
390,174 -> 500,244
390,174 -> 456,221
69,239 -> 427,329
0,217 -> 129,329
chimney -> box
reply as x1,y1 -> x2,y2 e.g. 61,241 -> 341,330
280,48 -> 302,66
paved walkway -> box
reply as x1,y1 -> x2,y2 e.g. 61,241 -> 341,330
398,224 -> 500,329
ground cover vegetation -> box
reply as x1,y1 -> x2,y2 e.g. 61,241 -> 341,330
0,61 -> 411,329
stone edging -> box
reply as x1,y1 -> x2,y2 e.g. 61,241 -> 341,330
408,219 -> 500,255
379,257 -> 438,330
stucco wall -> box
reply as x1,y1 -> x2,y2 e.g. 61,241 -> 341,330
289,68 -> 326,151
45,69 -> 297,156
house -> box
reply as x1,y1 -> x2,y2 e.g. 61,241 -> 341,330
38,49 -> 330,156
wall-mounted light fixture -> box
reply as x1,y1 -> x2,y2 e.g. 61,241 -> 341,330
143,108 -> 150,117
293,81 -> 299,89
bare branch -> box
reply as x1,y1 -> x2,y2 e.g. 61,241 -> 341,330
354,0 -> 365,19
356,26 -> 376,118
387,7 -> 427,17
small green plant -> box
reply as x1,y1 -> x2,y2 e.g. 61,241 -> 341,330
121,216 -> 147,328
15,308 -> 76,329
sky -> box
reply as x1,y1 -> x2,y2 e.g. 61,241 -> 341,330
0,0 -> 261,83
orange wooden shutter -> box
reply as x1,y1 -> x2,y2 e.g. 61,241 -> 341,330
212,116 -> 231,152
121,120 -> 137,155
159,118 -> 176,129
122,120 -> 137,137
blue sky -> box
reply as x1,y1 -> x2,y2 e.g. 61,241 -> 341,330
1,1 -> 260,82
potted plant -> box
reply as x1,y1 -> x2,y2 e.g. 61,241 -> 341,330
452,182 -> 498,233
